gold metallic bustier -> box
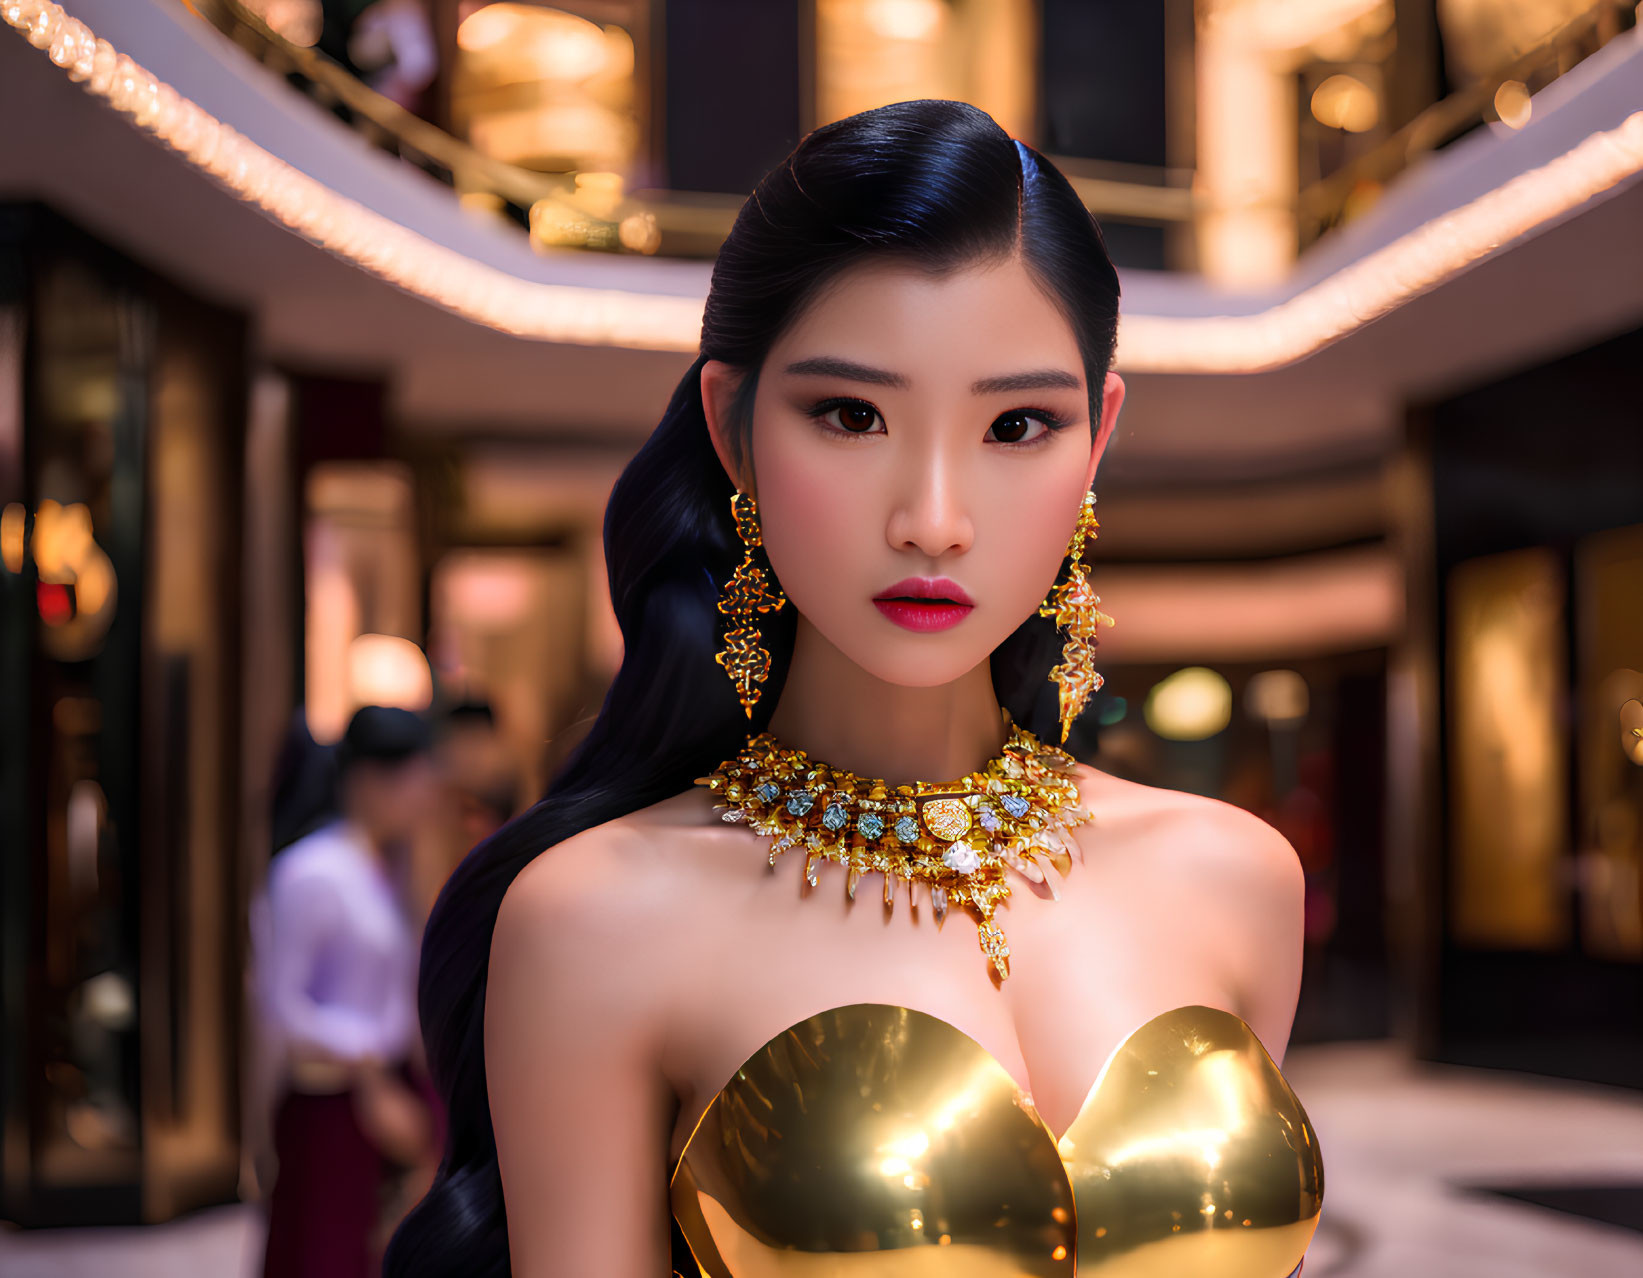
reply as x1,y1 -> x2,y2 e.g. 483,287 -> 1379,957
671,1003 -> 1323,1277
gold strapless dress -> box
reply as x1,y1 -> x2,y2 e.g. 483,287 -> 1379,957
671,1003 -> 1323,1277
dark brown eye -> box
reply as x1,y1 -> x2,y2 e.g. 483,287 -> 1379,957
808,398 -> 887,440
836,403 -> 879,433
989,411 -> 1045,444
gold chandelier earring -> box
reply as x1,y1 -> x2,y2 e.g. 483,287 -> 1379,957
716,491 -> 788,717
1038,489 -> 1114,744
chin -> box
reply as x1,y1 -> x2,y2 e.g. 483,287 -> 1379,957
861,658 -> 978,688
839,631 -> 1005,690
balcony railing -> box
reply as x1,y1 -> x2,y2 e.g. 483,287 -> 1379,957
188,0 -> 1638,266
1297,0 -> 1638,246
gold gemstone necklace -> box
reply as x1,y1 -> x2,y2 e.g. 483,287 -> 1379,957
696,712 -> 1091,980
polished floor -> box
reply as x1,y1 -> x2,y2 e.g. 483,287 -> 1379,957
1287,1040 -> 1643,1277
2,1040 -> 1641,1277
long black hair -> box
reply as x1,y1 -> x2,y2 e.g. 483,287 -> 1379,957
381,98 -> 1121,1277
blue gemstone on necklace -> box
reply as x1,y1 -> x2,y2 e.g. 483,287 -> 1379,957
857,812 -> 885,840
755,782 -> 780,804
894,815 -> 920,843
1000,794 -> 1031,819
786,789 -> 814,816
822,802 -> 848,831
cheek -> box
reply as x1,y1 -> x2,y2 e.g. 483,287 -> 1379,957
752,429 -> 875,609
973,468 -> 1087,614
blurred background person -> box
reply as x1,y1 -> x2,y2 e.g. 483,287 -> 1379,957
249,706 -> 441,1278
268,710 -> 342,857
436,698 -> 520,855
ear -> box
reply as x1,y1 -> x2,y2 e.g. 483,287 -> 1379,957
700,358 -> 753,493
1083,371 -> 1125,491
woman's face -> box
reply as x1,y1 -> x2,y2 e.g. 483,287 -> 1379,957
703,253 -> 1123,690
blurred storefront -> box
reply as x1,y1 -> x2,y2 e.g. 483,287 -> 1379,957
1412,322 -> 1643,1088
0,206 -> 252,1225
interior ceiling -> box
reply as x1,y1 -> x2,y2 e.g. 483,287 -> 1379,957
2,13 -> 1640,486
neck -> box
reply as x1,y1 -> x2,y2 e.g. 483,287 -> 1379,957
765,616 -> 1008,785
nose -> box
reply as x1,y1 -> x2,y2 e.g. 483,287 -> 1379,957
885,452 -> 973,560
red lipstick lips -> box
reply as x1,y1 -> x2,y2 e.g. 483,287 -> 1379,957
873,577 -> 975,633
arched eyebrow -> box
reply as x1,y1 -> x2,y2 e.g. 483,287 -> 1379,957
971,368 -> 1083,394
782,356 -> 908,388
782,356 -> 1081,395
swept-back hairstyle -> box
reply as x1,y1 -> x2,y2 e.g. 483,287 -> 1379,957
382,99 -> 1120,1277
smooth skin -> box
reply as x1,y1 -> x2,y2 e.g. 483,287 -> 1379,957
486,253 -> 1306,1277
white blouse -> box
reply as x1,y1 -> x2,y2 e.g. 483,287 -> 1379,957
250,820 -> 419,1072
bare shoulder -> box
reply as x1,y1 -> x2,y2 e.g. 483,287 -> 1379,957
485,792 -> 712,1274
1068,761 -> 1302,915
502,787 -> 716,904
491,786 -> 723,1010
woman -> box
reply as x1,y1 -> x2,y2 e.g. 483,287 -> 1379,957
385,100 -> 1324,1277
255,706 -> 441,1278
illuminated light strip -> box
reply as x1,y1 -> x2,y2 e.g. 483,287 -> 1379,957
6,2 -> 1643,367
1117,106 -> 1643,373
1,0 -> 703,351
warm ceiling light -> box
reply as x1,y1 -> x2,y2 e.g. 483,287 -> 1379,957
457,2 -> 523,53
1495,79 -> 1532,130
865,0 -> 945,42
438,557 -> 536,628
348,633 -> 434,712
459,3 -> 609,81
1245,669 -> 1309,726
1144,667 -> 1233,741
574,169 -> 625,218
1311,73 -> 1378,132
530,12 -> 610,83
618,210 -> 660,254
